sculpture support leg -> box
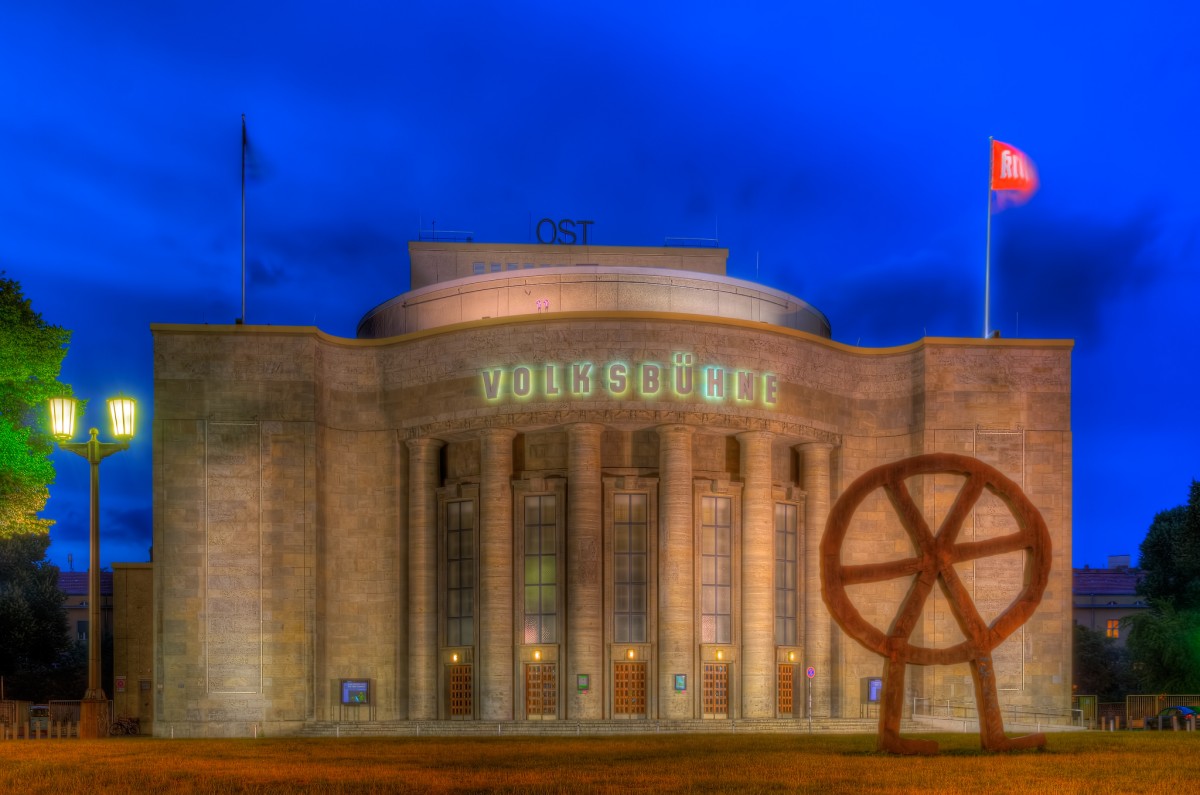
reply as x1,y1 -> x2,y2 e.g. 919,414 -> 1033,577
970,653 -> 1045,751
878,657 -> 937,755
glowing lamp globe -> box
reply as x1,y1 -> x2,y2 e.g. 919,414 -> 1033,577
108,396 -> 137,441
48,396 -> 78,441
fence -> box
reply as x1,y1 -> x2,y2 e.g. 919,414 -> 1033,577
49,700 -> 82,724
1097,701 -> 1127,729
1125,694 -> 1200,729
911,697 -> 1082,728
0,699 -> 111,739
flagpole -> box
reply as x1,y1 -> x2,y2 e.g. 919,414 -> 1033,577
241,114 -> 247,325
984,136 -> 993,339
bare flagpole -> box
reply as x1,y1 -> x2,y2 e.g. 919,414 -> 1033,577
241,114 -> 247,325
984,136 -> 993,339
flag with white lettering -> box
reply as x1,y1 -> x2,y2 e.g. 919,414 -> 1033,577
990,139 -> 1038,209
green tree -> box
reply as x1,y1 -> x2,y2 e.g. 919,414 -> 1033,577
0,272 -> 76,699
1127,482 -> 1200,693
1126,603 -> 1200,693
1136,482 -> 1200,610
0,271 -> 71,537
1073,623 -> 1137,702
0,532 -> 73,698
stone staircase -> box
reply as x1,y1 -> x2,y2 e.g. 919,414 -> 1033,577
294,717 -> 922,738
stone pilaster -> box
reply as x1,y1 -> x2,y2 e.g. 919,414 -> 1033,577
407,437 -> 443,720
737,430 -> 774,718
657,424 -> 694,719
567,423 -> 604,718
799,442 -> 834,717
478,428 -> 516,720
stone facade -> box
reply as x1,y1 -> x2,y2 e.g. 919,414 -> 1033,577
151,243 -> 1072,736
112,563 -> 153,732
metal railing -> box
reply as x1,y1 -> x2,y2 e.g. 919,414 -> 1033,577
911,697 -> 1082,728
0,699 -> 105,739
419,229 -> 474,242
49,700 -> 83,724
1126,694 -> 1200,729
663,237 -> 719,248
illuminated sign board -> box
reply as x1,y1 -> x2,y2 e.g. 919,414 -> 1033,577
481,353 -> 778,408
340,679 -> 370,705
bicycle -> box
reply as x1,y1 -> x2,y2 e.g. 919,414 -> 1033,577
109,715 -> 140,736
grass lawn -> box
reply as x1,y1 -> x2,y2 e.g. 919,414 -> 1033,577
0,731 -> 1191,793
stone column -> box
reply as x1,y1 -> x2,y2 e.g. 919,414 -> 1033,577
407,437 -> 443,720
657,424 -> 694,719
738,430 -> 774,718
478,428 -> 516,720
394,433 -> 410,719
567,423 -> 604,719
799,442 -> 834,717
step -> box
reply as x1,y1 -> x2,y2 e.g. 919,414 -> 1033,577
292,717 -> 910,738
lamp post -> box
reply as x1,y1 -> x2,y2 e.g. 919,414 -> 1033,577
48,394 -> 136,738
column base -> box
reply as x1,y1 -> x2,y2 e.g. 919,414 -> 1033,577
79,696 -> 110,739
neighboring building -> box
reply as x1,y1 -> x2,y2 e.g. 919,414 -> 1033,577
1073,555 -> 1145,646
152,239 -> 1074,737
58,570 -> 112,648
112,563 -> 154,732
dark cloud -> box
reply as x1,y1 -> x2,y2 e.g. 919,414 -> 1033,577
103,504 -> 153,552
248,256 -> 286,288
822,250 -> 975,346
993,209 -> 1164,342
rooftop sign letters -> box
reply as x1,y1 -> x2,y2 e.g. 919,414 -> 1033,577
481,353 -> 778,408
536,218 -> 594,245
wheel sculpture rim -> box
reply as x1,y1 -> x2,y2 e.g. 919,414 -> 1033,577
820,453 -> 1051,667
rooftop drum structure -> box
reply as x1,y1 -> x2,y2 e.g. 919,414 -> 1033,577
357,242 -> 831,338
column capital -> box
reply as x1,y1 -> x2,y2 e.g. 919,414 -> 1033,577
657,423 -> 695,438
405,436 -> 444,453
567,422 -> 605,437
478,427 -> 517,442
736,429 -> 774,444
795,440 -> 834,454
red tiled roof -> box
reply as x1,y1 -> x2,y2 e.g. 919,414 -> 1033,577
1073,567 -> 1142,596
57,571 -> 114,596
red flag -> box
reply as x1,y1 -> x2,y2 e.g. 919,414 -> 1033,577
990,139 -> 1038,206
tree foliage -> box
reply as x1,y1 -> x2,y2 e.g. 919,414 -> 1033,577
0,271 -> 72,538
0,531 -> 75,698
1126,603 -> 1200,693
1128,481 -> 1200,693
0,273 -> 78,699
1136,482 -> 1200,610
1072,623 -> 1137,701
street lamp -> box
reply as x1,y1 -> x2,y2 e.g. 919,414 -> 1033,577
48,394 -> 136,738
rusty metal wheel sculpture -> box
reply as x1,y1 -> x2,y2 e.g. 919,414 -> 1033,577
821,453 -> 1051,754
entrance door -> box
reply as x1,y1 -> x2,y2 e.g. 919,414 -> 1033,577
448,664 -> 473,719
525,663 -> 558,719
702,662 -> 729,718
777,664 -> 795,717
613,662 -> 647,718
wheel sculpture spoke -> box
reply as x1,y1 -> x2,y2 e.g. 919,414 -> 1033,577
936,556 -> 990,644
820,453 -> 1052,754
952,531 -> 1033,564
840,557 -> 923,586
934,472 -> 986,547
882,480 -> 938,558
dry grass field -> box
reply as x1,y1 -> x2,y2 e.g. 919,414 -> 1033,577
0,731 -> 1191,793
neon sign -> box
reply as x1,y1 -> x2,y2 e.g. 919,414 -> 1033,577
481,353 -> 778,408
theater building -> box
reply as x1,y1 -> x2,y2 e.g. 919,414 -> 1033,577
151,240 -> 1073,736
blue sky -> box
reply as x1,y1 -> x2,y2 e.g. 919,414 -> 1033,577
4,2 -> 1197,571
